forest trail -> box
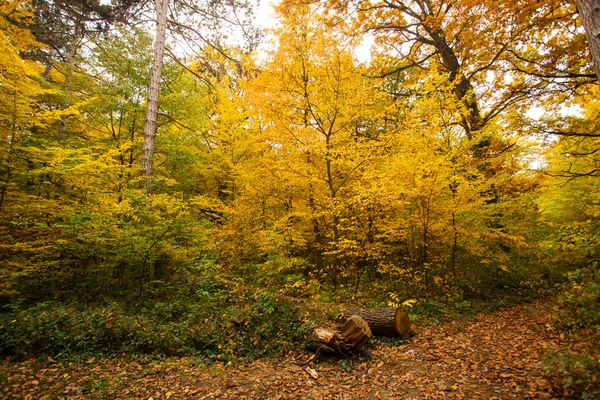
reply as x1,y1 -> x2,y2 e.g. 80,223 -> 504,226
0,300 -> 589,399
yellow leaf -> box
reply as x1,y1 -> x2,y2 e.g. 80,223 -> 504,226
402,299 -> 417,308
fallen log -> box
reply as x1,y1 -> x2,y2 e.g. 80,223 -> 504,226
342,307 -> 414,338
307,315 -> 372,356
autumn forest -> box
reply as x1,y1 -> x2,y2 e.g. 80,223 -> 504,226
1,0 -> 599,397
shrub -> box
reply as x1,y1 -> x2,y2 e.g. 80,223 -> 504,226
545,349 -> 600,399
547,261 -> 600,398
554,262 -> 600,332
0,287 -> 305,361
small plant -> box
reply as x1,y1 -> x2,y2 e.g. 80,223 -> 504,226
545,349 -> 600,399
554,264 -> 600,332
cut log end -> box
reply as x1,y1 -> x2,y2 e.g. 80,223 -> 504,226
394,308 -> 412,338
338,315 -> 372,353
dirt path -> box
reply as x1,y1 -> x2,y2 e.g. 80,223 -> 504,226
0,300 -> 587,399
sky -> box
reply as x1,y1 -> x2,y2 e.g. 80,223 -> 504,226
253,0 -> 278,30
251,0 -> 374,63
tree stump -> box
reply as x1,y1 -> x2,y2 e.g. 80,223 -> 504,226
342,307 -> 414,338
307,328 -> 337,354
307,316 -> 372,356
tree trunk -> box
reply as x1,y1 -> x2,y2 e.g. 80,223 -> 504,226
342,307 -> 413,338
141,0 -> 169,189
578,0 -> 600,80
307,316 -> 372,356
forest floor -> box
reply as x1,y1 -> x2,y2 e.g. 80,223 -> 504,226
0,299 -> 594,399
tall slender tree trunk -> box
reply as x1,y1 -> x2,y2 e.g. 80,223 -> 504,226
142,0 -> 169,189
325,136 -> 340,290
308,188 -> 324,273
577,0 -> 600,79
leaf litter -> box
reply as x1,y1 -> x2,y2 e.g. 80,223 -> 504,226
0,299 -> 591,399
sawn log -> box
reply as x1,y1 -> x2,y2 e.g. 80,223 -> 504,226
342,307 -> 414,338
307,315 -> 372,356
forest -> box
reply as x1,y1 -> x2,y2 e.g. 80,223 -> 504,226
0,0 -> 599,398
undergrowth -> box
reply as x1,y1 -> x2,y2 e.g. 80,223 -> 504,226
549,261 -> 600,399
0,265 -> 309,362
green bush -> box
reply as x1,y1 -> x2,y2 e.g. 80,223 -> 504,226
545,262 -> 600,399
554,262 -> 600,332
0,286 -> 305,361
545,350 -> 600,399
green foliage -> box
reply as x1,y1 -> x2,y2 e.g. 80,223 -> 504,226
402,296 -> 529,324
372,336 -> 410,348
545,349 -> 600,399
0,270 -> 306,360
554,262 -> 600,332
545,262 -> 600,399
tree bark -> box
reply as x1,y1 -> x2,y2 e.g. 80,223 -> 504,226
578,0 -> 600,80
141,0 -> 169,189
426,29 -> 483,138
342,307 -> 413,338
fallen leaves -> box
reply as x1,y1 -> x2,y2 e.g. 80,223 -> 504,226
0,299 -> 592,399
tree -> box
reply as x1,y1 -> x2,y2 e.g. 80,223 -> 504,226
327,0 -> 594,143
30,0 -> 143,69
0,0 -> 77,299
0,0 -> 54,211
27,0 -> 145,138
227,1 -> 389,288
140,0 -> 260,188
577,0 -> 600,79
142,0 -> 169,188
